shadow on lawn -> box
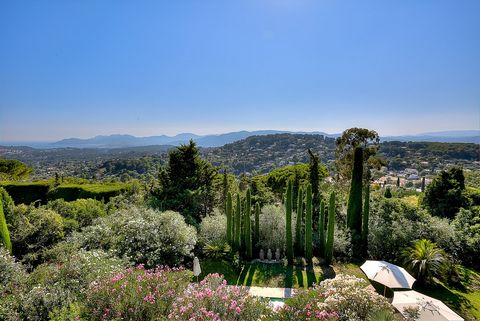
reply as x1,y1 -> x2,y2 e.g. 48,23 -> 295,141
414,282 -> 473,316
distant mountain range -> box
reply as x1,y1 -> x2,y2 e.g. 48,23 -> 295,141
1,130 -> 478,149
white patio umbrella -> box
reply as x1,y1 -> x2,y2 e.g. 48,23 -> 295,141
360,260 -> 416,295
392,290 -> 464,321
193,256 -> 201,282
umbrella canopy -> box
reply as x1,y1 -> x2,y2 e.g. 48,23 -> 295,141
392,290 -> 464,321
193,257 -> 201,277
360,260 -> 416,289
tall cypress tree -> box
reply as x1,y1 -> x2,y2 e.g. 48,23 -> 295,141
325,191 -> 335,265
362,184 -> 370,257
318,199 -> 326,259
308,149 -> 320,226
222,168 -> 228,213
226,192 -> 233,245
285,181 -> 294,264
295,187 -> 304,255
346,146 -> 363,259
234,194 -> 241,251
305,184 -> 313,264
0,198 -> 12,253
254,202 -> 260,249
421,177 -> 426,192
244,189 -> 252,259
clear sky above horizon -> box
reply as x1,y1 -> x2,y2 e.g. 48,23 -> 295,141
1,0 -> 479,141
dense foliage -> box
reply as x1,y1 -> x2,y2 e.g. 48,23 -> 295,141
73,207 -> 197,267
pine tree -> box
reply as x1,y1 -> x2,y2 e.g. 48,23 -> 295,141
285,181 -> 294,264
305,184 -> 313,263
362,184 -> 370,257
244,189 -> 252,259
234,194 -> 241,251
318,199 -> 326,259
325,191 -> 335,265
346,146 -> 363,259
295,187 -> 304,255
254,202 -> 260,248
0,198 -> 12,253
226,192 -> 233,245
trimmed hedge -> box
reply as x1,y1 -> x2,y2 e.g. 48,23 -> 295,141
0,181 -> 130,204
47,184 -> 130,202
0,181 -> 51,205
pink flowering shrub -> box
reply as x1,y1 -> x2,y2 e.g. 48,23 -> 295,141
84,265 -> 192,321
278,274 -> 392,321
168,273 -> 273,321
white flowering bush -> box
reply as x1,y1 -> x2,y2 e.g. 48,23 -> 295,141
280,274 -> 392,321
21,248 -> 127,321
0,247 -> 27,321
168,273 -> 273,320
73,206 -> 197,267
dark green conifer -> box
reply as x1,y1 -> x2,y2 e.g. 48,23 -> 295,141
325,191 -> 335,265
226,192 -> 233,245
234,194 -> 241,251
346,146 -> 363,259
362,184 -> 370,257
285,181 -> 294,264
254,202 -> 260,248
295,187 -> 304,255
305,184 -> 313,263
244,189 -> 252,259
318,199 -> 326,259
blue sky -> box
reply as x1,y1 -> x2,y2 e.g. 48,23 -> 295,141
1,0 -> 479,141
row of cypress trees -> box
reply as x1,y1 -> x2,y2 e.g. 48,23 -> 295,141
286,180 -> 335,265
226,146 -> 371,264
226,189 -> 258,259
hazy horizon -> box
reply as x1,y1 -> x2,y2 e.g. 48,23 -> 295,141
1,1 -> 479,141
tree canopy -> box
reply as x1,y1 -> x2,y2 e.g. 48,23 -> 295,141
423,166 -> 468,219
155,140 -> 217,224
0,159 -> 32,181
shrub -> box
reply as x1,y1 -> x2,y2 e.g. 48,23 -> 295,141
0,247 -> 27,321
401,239 -> 447,284
0,197 -> 12,253
84,265 -> 192,321
45,198 -> 106,228
258,205 -> 286,252
280,274 -> 392,321
368,198 -> 437,262
20,248 -> 127,321
168,273 -> 273,320
198,209 -> 227,247
452,207 -> 480,268
73,206 -> 197,267
10,207 -> 65,265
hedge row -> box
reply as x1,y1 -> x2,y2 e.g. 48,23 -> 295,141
0,181 -> 130,205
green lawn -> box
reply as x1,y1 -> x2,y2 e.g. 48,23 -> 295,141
198,259 -> 480,321
198,258 -> 364,288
